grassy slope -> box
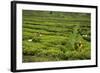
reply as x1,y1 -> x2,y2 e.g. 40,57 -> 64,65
22,10 -> 91,62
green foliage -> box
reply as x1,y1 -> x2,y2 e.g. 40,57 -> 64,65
32,36 -> 41,42
22,10 -> 91,62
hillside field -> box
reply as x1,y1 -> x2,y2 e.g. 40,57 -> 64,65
22,10 -> 91,62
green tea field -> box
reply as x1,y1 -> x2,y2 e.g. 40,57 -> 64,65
22,10 -> 91,62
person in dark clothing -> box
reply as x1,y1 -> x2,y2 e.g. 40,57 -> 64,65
74,41 -> 83,51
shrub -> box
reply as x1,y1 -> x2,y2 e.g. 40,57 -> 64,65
42,47 -> 65,60
32,36 -> 41,42
63,48 -> 91,60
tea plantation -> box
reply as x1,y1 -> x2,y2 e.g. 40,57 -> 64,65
22,10 -> 91,62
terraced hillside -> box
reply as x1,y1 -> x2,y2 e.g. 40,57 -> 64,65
22,10 -> 91,62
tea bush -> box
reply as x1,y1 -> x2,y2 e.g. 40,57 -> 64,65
22,10 -> 91,62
